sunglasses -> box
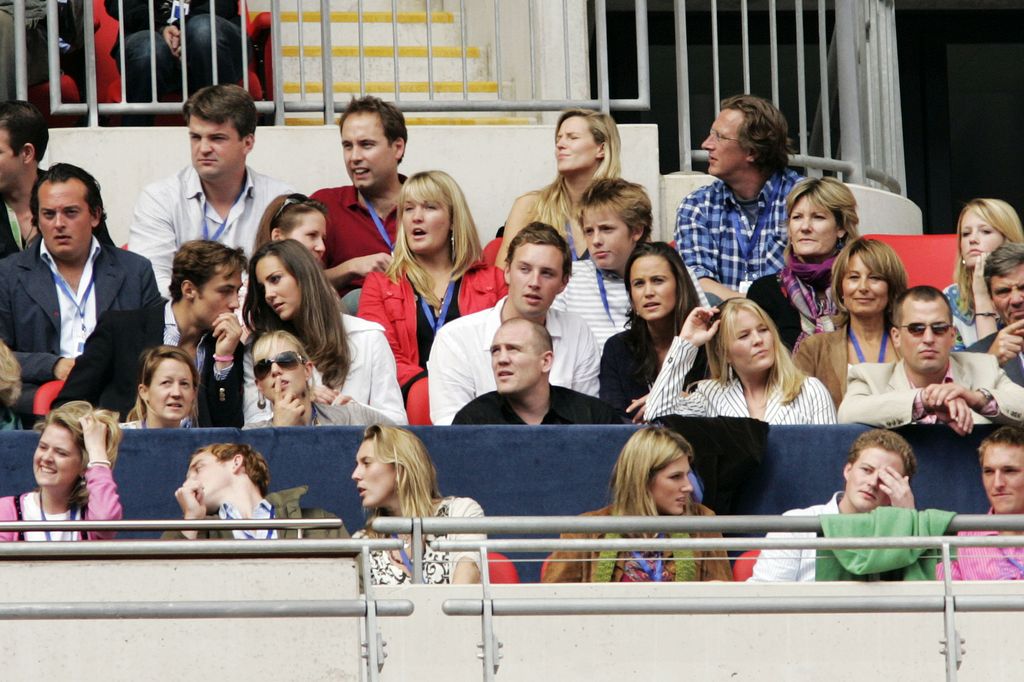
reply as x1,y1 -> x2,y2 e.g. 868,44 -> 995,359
272,193 -> 312,222
253,351 -> 305,380
899,322 -> 953,336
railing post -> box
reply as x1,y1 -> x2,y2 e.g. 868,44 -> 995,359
360,545 -> 385,682
13,0 -> 27,100
834,0 -> 865,183
674,0 -> 691,171
412,517 -> 424,584
477,545 -> 502,681
940,542 -> 963,682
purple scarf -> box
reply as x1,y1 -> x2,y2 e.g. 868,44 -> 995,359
778,256 -> 837,351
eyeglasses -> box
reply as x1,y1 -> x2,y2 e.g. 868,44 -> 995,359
272,193 -> 311,223
253,351 -> 305,380
707,128 -> 739,143
899,322 -> 953,336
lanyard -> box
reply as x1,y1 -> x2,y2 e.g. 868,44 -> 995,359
201,185 -> 247,242
1006,555 -> 1024,577
564,220 -> 580,262
731,179 -> 784,268
241,507 -> 276,540
4,201 -> 21,249
363,193 -> 394,252
629,550 -> 664,582
39,495 -> 79,541
52,271 -> 95,353
420,281 -> 456,334
848,327 -> 889,363
393,534 -> 425,583
594,270 -> 614,324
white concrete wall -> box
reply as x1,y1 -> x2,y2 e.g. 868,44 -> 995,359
45,124 -> 661,248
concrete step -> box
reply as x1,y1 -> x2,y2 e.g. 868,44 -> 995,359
280,80 -> 501,98
279,50 -> 489,83
283,113 -> 536,126
275,14 -> 461,46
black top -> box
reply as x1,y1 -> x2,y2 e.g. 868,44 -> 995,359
452,385 -> 622,425
746,273 -> 801,351
599,330 -> 709,420
414,279 -> 462,372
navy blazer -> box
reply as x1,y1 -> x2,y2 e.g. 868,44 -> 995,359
0,239 -> 161,414
967,331 -> 1024,387
56,304 -> 245,427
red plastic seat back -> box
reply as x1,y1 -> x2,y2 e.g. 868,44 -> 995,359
487,552 -> 520,584
732,549 -> 761,582
864,233 -> 957,289
405,376 -> 432,426
33,380 -> 66,416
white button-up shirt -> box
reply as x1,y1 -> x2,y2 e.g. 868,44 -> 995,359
40,236 -> 101,359
427,296 -> 601,425
127,165 -> 293,297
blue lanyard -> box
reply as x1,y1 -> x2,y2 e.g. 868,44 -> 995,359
731,179 -> 784,268
420,281 -> 456,334
564,220 -> 580,262
39,497 -> 79,541
629,550 -> 664,582
393,534 -> 425,583
52,271 -> 95,353
242,507 -> 276,540
1006,555 -> 1024,577
594,270 -> 614,324
363,193 -> 394,252
848,327 -> 889,363
201,185 -> 248,242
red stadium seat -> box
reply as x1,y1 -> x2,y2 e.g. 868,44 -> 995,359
33,380 -> 66,416
487,552 -> 520,584
405,376 -> 432,425
482,237 -> 503,265
732,549 -> 760,582
864,233 -> 957,289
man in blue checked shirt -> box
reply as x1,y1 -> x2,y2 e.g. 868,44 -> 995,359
675,94 -> 803,302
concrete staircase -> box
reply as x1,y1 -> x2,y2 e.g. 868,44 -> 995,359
247,0 -> 533,126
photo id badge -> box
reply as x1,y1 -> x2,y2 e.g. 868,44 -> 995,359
169,0 -> 189,22
739,279 -> 753,295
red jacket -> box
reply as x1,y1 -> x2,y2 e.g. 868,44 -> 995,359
358,262 -> 508,388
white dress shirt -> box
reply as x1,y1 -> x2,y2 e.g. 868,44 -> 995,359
127,165 -> 293,297
243,314 -> 407,425
40,237 -> 101,359
749,492 -> 842,582
427,296 -> 601,425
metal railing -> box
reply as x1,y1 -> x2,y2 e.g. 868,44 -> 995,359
0,519 -> 411,681
376,514 -> 1024,682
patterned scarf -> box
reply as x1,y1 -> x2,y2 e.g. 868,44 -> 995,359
592,532 -> 698,583
778,256 -> 837,352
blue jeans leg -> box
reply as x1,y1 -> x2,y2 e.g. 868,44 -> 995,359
183,15 -> 243,90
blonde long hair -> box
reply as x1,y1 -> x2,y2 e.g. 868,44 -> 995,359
953,198 -> 1024,316
386,171 -> 483,309
530,109 -> 621,237
707,299 -> 807,404
35,401 -> 122,509
610,427 -> 696,517
359,425 -> 442,537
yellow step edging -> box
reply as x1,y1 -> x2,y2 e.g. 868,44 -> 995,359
280,45 -> 480,59
283,80 -> 498,94
278,11 -> 454,24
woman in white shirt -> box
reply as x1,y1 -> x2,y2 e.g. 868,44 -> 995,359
644,298 -> 836,425
242,239 -> 406,423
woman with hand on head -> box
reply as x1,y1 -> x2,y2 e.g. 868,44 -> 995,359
122,346 -> 198,429
945,199 -> 1024,350
358,170 -> 506,393
543,426 -> 732,583
793,238 -> 907,409
243,239 -> 407,424
0,401 -> 122,541
352,424 -> 484,585
254,194 -> 328,263
644,298 -> 836,424
244,331 -> 392,428
497,109 -> 621,264
747,177 -> 860,352
600,242 -> 708,422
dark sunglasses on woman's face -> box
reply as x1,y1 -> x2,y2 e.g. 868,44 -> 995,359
253,351 -> 305,380
899,322 -> 953,337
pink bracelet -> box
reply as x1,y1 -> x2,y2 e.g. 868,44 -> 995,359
213,354 -> 234,363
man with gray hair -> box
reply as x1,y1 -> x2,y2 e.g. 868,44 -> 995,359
967,242 -> 1024,386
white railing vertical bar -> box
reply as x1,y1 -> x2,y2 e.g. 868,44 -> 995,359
461,0 -> 471,99
633,0 -> 650,108
320,0 -> 334,122
710,0 -> 720,113
494,0 -> 503,100
562,0 -> 571,98
411,517 -> 424,584
391,0 -> 400,102
271,0 -> 285,124
834,0 -> 863,183
359,546 -> 383,682
675,0 -> 692,171
240,0 -> 250,93
527,0 -> 536,100
297,0 -> 307,100
116,0 -> 129,104
794,0 -> 809,162
740,0 -> 750,94
45,0 -> 63,112
886,0 -> 906,192
81,0 -> 99,125
357,0 -> 366,96
768,0 -> 779,106
864,0 -> 878,180
179,6 -> 189,96
13,0 -> 27,99
209,10 -> 219,85
479,544 -> 500,682
940,542 -> 961,681
595,0 -> 610,113
817,0 -> 831,159
425,0 -> 435,100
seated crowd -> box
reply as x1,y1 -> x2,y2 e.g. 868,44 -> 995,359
0,87 -> 1023,584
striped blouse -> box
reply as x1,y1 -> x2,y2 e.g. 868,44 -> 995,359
644,338 -> 837,425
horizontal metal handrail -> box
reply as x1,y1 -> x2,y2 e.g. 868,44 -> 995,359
0,538 -> 400,559
0,599 -> 414,620
432,535 -> 1024,554
0,518 -> 344,533
374,514 -> 1024,536
690,150 -> 858,176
